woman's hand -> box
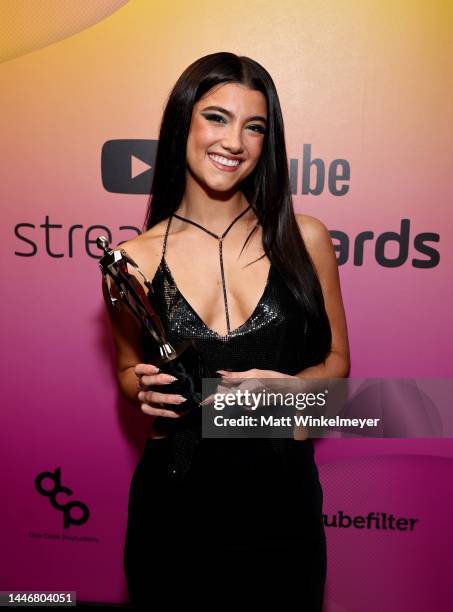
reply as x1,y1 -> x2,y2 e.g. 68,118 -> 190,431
201,368 -> 295,408
215,368 -> 309,439
134,363 -> 189,419
216,368 -> 296,396
217,368 -> 293,380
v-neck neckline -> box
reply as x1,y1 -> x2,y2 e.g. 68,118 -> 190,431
155,256 -> 273,340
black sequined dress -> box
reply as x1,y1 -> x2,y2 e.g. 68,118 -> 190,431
124,208 -> 328,608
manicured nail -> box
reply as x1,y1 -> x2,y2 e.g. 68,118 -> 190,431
175,396 -> 187,403
167,375 -> 178,382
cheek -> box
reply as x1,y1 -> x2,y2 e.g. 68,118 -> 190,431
246,141 -> 265,165
188,120 -> 215,148
246,134 -> 265,157
187,133 -> 206,166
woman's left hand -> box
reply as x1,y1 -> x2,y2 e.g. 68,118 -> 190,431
216,368 -> 293,380
216,368 -> 296,396
216,369 -> 309,439
200,368 -> 297,408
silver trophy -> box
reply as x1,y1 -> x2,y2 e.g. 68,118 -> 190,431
97,236 -> 218,432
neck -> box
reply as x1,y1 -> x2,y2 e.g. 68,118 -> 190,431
176,173 -> 251,227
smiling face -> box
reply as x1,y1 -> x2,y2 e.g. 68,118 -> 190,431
186,82 -> 268,193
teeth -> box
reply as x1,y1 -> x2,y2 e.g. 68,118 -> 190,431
208,153 -> 241,167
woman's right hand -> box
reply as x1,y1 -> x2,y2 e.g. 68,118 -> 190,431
134,363 -> 189,418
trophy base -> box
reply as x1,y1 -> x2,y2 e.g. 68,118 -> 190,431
153,339 -> 218,412
151,339 -> 219,436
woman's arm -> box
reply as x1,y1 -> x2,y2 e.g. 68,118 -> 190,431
101,272 -> 144,410
295,214 -> 350,379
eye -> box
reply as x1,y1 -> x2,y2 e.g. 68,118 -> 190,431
247,124 -> 266,135
203,113 -> 227,124
202,112 -> 266,135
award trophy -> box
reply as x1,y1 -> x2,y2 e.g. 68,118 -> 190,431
96,236 -> 218,433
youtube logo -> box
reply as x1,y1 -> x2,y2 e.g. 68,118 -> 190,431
101,139 -> 158,194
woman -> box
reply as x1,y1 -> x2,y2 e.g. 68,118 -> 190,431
103,52 -> 350,607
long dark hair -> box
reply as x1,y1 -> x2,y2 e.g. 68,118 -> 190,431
143,52 -> 331,367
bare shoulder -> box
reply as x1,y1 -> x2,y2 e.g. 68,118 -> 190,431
295,213 -> 336,273
112,219 -> 170,280
295,213 -> 331,246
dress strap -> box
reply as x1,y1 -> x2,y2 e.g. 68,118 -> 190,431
170,204 -> 253,335
162,214 -> 173,260
173,205 -> 251,240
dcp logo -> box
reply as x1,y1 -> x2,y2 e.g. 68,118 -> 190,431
35,467 -> 90,529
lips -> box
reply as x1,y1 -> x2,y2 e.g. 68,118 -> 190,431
208,152 -> 243,172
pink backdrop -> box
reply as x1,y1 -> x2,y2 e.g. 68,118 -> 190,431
1,1 -> 452,609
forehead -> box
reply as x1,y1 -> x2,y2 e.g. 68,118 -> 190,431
195,83 -> 267,116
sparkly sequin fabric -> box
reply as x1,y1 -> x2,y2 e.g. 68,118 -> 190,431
141,211 -> 313,477
125,213 -> 327,607
148,252 -> 309,375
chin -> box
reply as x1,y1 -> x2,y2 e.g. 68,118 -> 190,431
199,174 -> 239,192
205,183 -> 239,196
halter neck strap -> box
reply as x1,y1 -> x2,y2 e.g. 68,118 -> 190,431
161,204 -> 255,335
172,204 -> 252,240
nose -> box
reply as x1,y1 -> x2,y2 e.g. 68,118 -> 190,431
220,123 -> 244,153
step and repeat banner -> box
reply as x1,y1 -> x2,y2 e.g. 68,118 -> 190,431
1,0 -> 452,609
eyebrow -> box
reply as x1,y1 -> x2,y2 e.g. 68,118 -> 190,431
200,105 -> 267,124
